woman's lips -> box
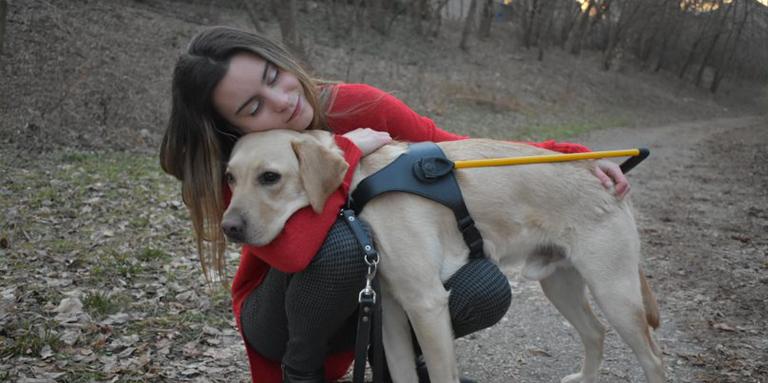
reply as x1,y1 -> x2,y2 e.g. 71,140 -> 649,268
287,95 -> 301,122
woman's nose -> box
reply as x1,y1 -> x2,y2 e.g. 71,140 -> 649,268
265,89 -> 292,112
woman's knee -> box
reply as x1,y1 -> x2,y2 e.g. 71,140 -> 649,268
445,258 -> 512,338
240,270 -> 290,361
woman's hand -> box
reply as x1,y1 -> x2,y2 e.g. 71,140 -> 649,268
592,159 -> 631,199
343,128 -> 393,156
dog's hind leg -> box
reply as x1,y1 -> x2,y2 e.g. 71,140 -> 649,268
540,266 -> 606,383
573,247 -> 664,382
380,287 -> 419,383
588,279 -> 664,382
585,274 -> 664,382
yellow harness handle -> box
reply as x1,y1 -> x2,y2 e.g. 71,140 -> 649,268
453,149 -> 644,169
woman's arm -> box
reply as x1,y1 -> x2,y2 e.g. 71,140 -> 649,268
328,84 -> 466,143
330,84 -> 630,196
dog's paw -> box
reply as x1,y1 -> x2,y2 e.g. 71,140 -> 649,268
561,372 -> 595,383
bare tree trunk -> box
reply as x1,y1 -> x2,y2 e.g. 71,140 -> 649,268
387,1 -> 407,34
602,24 -> 620,69
678,35 -> 704,79
516,0 -> 531,46
637,0 -> 665,65
523,0 -> 540,49
369,0 -> 387,34
655,0 -> 686,72
478,0 -> 493,40
558,0 -> 580,48
428,0 -> 450,37
353,0 -> 365,33
711,0 -> 749,93
536,0 -> 556,61
0,0 -> 7,55
460,0 -> 478,51
411,0 -> 429,35
603,0 -> 642,70
563,0 -> 585,50
567,0 -> 593,55
325,0 -> 337,32
269,0 -> 311,69
242,0 -> 265,33
653,21 -> 676,71
694,1 -> 732,86
652,32 -> 671,71
678,1 -> 720,79
677,0 -> 723,78
530,0 -> 546,48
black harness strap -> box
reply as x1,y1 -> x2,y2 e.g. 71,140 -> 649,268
347,142 -> 485,383
350,142 -> 485,259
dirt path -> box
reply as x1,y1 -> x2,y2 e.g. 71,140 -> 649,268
456,115 -> 768,382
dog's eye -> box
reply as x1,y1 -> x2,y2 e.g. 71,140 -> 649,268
225,172 -> 235,185
258,171 -> 281,185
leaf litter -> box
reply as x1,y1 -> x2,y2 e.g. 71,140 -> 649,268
1,150 -> 250,382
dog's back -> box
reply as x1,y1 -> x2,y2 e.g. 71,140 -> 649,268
357,138 -> 636,279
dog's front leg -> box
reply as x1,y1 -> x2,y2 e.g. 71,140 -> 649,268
363,201 -> 461,383
400,286 -> 459,383
381,287 -> 419,383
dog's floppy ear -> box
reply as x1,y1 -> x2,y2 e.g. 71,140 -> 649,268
292,138 -> 349,214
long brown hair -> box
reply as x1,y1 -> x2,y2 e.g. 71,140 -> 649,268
159,27 -> 334,282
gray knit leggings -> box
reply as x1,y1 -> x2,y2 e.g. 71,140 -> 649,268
241,216 -> 512,372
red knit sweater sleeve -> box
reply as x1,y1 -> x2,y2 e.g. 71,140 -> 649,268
328,84 -> 467,143
328,84 -> 589,152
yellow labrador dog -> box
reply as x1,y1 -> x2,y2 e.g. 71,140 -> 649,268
223,129 -> 663,383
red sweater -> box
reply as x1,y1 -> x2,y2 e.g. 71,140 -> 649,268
229,84 -> 589,383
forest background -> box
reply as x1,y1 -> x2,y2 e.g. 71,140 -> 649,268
1,0 -> 767,382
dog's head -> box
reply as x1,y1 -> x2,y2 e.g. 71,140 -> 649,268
221,129 -> 348,245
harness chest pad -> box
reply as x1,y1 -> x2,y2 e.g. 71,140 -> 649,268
350,142 -> 485,259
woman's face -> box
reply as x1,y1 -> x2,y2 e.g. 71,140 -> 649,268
212,52 -> 314,134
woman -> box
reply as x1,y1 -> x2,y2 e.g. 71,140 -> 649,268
160,27 -> 630,383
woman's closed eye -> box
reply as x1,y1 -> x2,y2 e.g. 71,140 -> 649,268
249,100 -> 261,116
247,64 -> 279,117
266,63 -> 279,85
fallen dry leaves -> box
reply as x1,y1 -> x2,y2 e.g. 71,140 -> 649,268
1,150 -> 250,382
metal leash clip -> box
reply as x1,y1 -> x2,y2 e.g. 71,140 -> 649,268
359,279 -> 377,305
359,231 -> 378,305
340,208 -> 380,305
359,236 -> 378,305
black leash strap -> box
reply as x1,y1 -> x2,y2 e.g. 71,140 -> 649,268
341,209 -> 384,383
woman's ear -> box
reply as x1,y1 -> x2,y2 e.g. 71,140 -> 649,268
291,138 -> 349,213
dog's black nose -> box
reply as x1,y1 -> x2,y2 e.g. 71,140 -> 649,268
222,215 -> 246,243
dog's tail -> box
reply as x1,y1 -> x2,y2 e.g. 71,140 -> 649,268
639,268 -> 660,329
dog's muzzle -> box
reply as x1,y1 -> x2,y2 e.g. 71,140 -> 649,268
222,214 -> 247,243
